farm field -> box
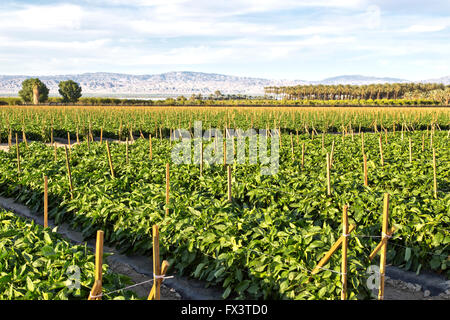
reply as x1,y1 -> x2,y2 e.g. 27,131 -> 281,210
0,105 -> 449,300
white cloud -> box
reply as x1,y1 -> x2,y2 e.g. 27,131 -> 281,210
403,24 -> 447,33
0,4 -> 83,31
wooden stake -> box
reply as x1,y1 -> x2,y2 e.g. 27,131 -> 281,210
44,176 -> 48,228
64,146 -> 73,199
165,163 -> 170,215
433,148 -> 437,199
369,226 -> 396,260
15,133 -> 20,174
151,225 -> 161,300
223,139 -> 227,167
88,230 -> 104,300
341,205 -> 349,300
310,224 -> 356,276
378,193 -> 390,300
326,153 -> 331,196
227,165 -> 232,202
22,128 -> 28,148
67,132 -> 71,149
361,132 -> 365,155
363,153 -> 368,187
106,141 -> 115,178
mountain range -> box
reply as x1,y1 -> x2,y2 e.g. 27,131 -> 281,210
0,72 -> 448,97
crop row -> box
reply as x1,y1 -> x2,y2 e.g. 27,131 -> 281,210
0,106 -> 449,144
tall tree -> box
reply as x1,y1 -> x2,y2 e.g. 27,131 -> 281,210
18,78 -> 49,103
58,80 -> 82,103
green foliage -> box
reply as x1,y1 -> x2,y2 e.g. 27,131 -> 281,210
0,127 -> 447,299
58,80 -> 82,103
0,210 -> 139,300
18,78 -> 49,103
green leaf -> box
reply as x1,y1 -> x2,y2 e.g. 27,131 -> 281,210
26,277 -> 35,292
222,286 -> 232,299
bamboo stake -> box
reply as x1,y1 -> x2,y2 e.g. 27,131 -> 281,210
22,128 -> 28,148
51,128 -> 54,145
326,153 -> 331,196
64,146 -> 73,199
88,230 -> 104,300
379,135 -> 384,166
223,139 -> 227,167
341,205 -> 349,300
363,153 -> 368,187
433,148 -> 437,199
44,176 -> 48,228
165,163 -> 170,215
361,132 -> 365,154
227,165 -> 232,202
106,141 -> 115,178
76,127 -> 79,144
378,193 -> 390,300
15,133 -> 20,174
100,127 -> 103,144
148,261 -> 169,300
369,226 -> 396,260
310,224 -> 356,276
150,225 -> 161,300
8,128 -> 12,149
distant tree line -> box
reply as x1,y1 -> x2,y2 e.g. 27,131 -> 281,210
1,78 -> 448,106
265,83 -> 450,102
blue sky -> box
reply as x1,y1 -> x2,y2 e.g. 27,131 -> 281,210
0,0 -> 449,80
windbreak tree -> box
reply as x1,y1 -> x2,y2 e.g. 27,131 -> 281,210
18,78 -> 49,104
58,80 -> 82,103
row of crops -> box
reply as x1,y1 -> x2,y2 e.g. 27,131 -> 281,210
0,119 -> 448,299
0,106 -> 449,144
0,209 -> 137,299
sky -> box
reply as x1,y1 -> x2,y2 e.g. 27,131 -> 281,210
0,0 -> 449,81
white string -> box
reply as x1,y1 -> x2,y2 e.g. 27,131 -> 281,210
89,274 -> 174,299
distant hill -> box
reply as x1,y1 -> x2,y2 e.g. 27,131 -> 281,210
0,72 -> 448,96
315,75 -> 409,85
